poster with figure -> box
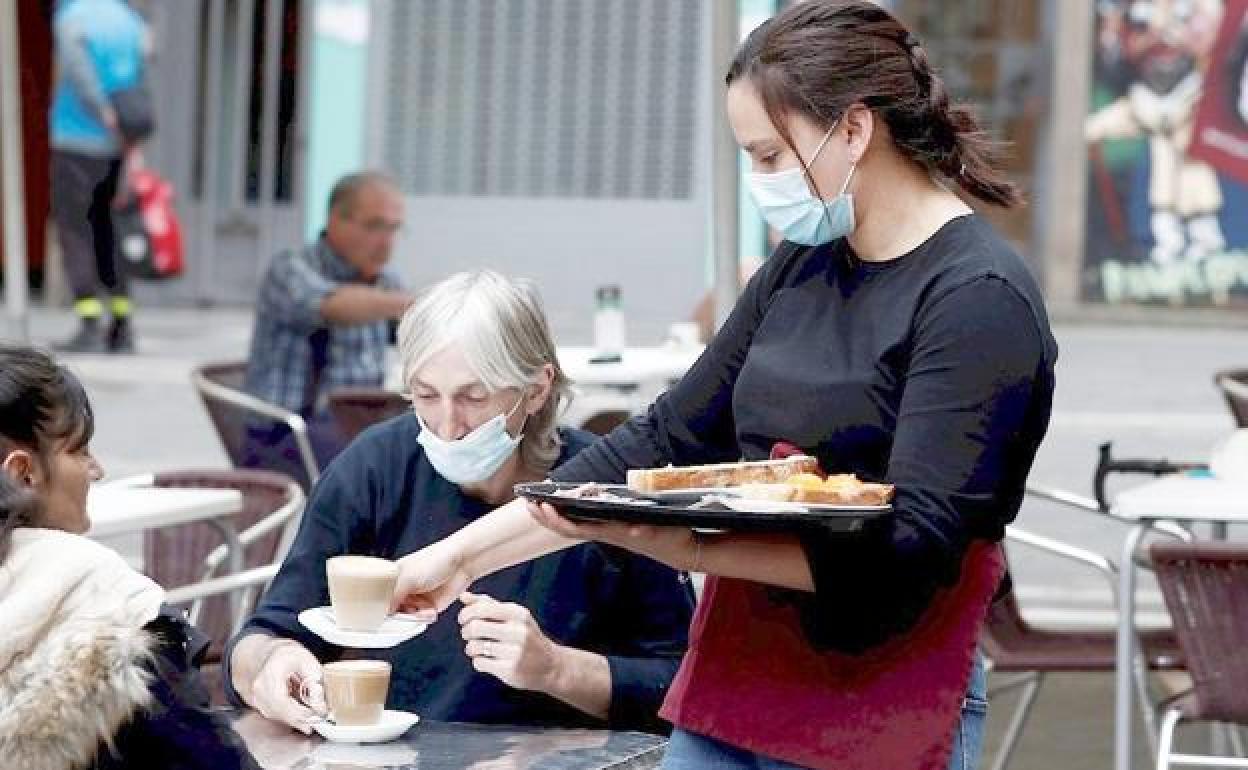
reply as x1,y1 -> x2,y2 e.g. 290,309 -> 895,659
1084,0 -> 1248,306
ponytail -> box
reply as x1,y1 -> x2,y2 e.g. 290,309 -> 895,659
902,39 -> 1023,208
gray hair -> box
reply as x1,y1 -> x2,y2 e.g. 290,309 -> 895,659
397,270 -> 571,473
327,171 -> 399,217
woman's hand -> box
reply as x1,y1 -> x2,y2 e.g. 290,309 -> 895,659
458,591 -> 562,692
393,540 -> 476,616
247,640 -> 327,735
527,500 -> 697,572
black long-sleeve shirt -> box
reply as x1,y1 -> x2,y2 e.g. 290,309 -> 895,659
553,215 -> 1057,652
224,418 -> 694,732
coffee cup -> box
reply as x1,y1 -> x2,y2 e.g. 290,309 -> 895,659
326,555 -> 399,631
322,659 -> 391,726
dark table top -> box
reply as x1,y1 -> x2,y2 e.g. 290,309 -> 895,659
232,712 -> 667,770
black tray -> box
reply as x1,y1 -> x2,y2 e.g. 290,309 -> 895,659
514,482 -> 891,533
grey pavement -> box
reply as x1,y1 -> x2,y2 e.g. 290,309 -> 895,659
9,304 -> 1248,769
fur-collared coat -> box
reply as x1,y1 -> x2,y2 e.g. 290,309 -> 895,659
0,528 -> 257,770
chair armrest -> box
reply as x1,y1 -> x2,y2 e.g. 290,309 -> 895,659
97,473 -> 156,489
192,369 -> 320,485
199,488 -> 305,576
1006,524 -> 1119,599
1025,482 -> 1193,569
1025,481 -> 1101,513
1216,371 -> 1248,401
165,564 -> 279,605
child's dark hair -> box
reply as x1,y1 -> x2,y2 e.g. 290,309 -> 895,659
0,344 -> 95,459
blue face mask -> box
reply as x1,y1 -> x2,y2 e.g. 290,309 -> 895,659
746,122 -> 858,246
416,394 -> 526,485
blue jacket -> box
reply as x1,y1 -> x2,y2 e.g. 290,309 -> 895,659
50,0 -> 148,155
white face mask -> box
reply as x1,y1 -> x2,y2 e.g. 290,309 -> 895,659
746,121 -> 858,246
416,393 -> 527,485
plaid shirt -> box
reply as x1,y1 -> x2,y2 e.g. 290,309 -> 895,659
243,236 -> 401,416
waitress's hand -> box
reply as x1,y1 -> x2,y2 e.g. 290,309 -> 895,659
527,500 -> 697,572
393,540 -> 475,616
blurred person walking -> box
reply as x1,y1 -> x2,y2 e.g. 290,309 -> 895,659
49,0 -> 150,354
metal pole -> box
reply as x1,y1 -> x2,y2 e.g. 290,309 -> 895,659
257,0 -> 283,280
1039,0 -> 1093,309
199,0 -> 226,304
709,0 -> 740,330
1,0 -> 30,341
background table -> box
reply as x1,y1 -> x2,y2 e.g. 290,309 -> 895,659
88,483 -> 244,539
557,345 -> 704,390
88,482 -> 246,616
232,712 -> 666,769
556,345 -> 704,430
1110,475 -> 1248,770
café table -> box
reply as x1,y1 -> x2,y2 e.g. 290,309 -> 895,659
555,345 -> 705,429
231,711 -> 666,770
87,480 -> 246,616
557,344 -> 704,391
1110,474 -> 1248,770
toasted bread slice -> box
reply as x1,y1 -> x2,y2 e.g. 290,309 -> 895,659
625,455 -> 820,492
736,478 -> 895,507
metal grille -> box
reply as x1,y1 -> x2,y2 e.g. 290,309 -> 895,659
381,0 -> 701,199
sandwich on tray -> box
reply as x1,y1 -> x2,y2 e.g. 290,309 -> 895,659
626,455 -> 894,507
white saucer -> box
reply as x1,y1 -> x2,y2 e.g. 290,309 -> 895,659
311,709 -> 420,744
298,606 -> 430,648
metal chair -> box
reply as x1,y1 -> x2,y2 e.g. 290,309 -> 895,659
141,469 -> 304,664
191,361 -> 320,488
1214,369 -> 1248,429
1152,542 -> 1248,770
563,385 -> 638,436
983,483 -> 1191,770
327,386 -> 410,442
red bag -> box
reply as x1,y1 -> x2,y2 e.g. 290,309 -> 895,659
116,167 -> 185,281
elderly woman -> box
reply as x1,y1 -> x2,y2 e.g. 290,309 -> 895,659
226,270 -> 693,734
0,345 -> 257,770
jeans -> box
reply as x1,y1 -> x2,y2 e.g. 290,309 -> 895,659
661,653 -> 989,770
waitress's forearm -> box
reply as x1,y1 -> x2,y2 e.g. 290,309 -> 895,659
450,498 -> 583,580
692,533 -> 814,592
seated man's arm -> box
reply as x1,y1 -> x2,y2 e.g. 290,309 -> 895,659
320,285 -> 413,324
264,250 -> 412,329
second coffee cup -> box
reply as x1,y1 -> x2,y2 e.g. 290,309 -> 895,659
326,555 -> 399,632
322,659 -> 391,726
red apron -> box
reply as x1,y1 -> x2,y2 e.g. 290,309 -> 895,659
660,540 -> 1005,770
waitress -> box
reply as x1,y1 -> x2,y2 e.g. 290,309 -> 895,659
390,2 -> 1057,768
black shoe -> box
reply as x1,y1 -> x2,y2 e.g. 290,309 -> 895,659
54,320 -> 108,354
108,319 -> 136,354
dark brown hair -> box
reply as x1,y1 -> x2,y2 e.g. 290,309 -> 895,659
0,346 -> 94,560
0,345 -> 95,460
727,0 -> 1022,208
